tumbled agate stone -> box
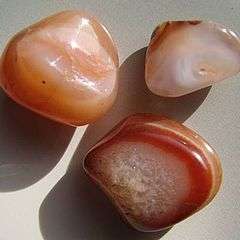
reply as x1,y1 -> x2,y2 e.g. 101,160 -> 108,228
145,21 -> 240,97
0,11 -> 119,126
84,114 -> 222,232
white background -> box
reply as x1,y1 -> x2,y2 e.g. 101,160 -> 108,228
0,0 -> 240,239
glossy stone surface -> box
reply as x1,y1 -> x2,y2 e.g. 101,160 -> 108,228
145,21 -> 240,97
84,114 -> 222,232
0,11 -> 119,126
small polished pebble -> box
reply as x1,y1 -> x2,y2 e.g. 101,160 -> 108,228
0,11 -> 119,126
84,114 -> 222,232
145,21 -> 240,97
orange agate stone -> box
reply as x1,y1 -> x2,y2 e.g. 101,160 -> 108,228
0,11 -> 119,126
146,21 -> 240,97
84,114 -> 222,232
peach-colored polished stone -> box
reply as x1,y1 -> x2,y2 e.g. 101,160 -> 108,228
0,11 -> 119,126
84,114 -> 222,232
146,21 -> 240,97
